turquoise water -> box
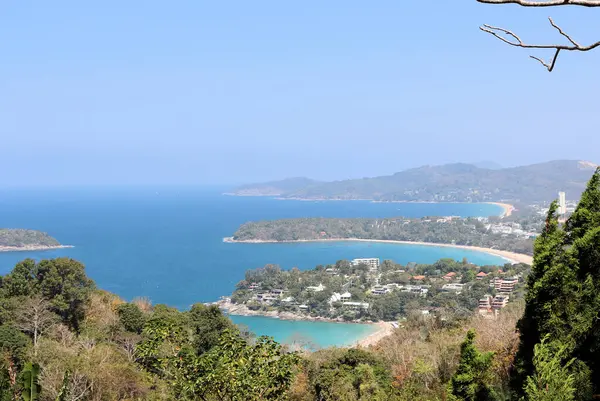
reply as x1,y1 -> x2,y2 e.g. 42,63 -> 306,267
0,187 -> 506,346
229,315 -> 378,349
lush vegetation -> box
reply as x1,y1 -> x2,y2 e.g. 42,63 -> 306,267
0,168 -> 595,400
0,258 -> 298,400
232,217 -> 535,255
0,230 -> 60,249
232,160 -> 596,202
230,258 -> 529,324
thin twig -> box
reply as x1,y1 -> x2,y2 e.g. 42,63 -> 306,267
480,18 -> 600,71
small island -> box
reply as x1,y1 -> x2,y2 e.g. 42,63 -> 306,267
0,229 -> 70,252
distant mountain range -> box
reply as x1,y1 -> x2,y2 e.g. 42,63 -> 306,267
229,160 -> 598,203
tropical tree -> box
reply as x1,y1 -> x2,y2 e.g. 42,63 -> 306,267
447,329 -> 495,401
523,336 -> 576,401
174,330 -> 299,401
511,168 -> 600,399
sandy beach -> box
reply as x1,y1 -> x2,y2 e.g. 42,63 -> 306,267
485,202 -> 515,217
224,237 -> 533,265
0,245 -> 74,253
356,322 -> 395,347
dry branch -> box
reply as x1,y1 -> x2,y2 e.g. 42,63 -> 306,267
480,17 -> 600,71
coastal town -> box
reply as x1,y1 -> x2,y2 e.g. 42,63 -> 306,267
219,255 -> 529,331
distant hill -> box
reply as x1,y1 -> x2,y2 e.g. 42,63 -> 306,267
230,160 -> 598,203
472,161 -> 503,170
226,177 -> 320,196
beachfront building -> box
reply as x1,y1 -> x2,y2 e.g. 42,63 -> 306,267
351,258 -> 380,272
329,293 -> 342,304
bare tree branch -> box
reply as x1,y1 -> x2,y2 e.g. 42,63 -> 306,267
480,18 -> 600,71
478,0 -> 600,7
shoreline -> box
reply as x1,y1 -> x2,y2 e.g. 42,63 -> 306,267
356,322 -> 395,347
0,245 -> 74,253
224,237 -> 532,265
219,299 -> 393,347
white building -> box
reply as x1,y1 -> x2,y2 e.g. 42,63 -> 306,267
559,191 -> 567,215
307,283 -> 326,292
340,292 -> 352,301
342,302 -> 369,310
351,258 -> 380,272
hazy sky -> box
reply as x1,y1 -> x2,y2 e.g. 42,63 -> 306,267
2,1 -> 599,186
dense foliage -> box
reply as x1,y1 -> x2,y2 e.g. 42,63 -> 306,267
232,160 -> 595,202
510,167 -> 600,400
0,230 -> 60,248
0,258 -> 299,400
233,217 -> 534,255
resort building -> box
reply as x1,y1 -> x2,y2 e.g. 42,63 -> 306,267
478,295 -> 493,311
499,277 -> 519,293
492,295 -> 510,309
351,258 -> 380,272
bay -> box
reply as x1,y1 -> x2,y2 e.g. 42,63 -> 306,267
0,187 -> 506,346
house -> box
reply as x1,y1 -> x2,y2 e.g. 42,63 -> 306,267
248,283 -> 261,290
443,272 -> 457,281
476,272 -> 488,280
281,296 -> 295,303
299,304 -> 309,311
342,302 -> 369,310
412,275 -> 426,281
270,289 -> 286,296
325,268 -> 338,275
307,283 -> 326,292
340,292 -> 352,301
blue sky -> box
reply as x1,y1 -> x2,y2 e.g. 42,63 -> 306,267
1,1 -> 599,186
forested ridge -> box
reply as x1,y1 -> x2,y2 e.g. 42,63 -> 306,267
233,217 -> 535,255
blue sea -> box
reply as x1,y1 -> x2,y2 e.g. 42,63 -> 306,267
0,187 -> 505,346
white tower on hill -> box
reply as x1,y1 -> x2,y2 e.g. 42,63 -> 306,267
558,191 -> 567,215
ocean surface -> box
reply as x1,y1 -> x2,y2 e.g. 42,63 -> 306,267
0,187 -> 505,346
